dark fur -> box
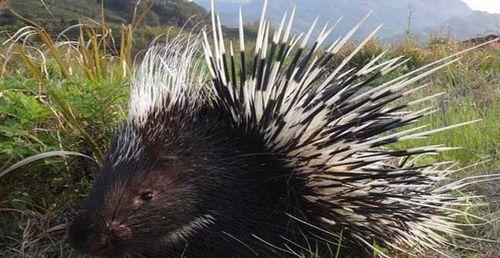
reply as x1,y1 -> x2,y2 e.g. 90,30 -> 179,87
67,105 -> 352,257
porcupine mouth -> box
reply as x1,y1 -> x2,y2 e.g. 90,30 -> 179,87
72,219 -> 132,256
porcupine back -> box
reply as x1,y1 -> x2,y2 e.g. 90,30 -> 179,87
201,0 -> 499,256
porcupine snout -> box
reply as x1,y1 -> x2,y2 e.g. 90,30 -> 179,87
66,211 -> 132,257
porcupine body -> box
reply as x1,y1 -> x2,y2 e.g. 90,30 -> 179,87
66,1 -> 497,257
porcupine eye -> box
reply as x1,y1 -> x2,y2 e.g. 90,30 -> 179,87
140,191 -> 154,202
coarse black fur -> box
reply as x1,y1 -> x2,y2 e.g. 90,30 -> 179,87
67,106 -> 349,257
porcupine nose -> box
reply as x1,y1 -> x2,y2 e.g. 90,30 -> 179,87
66,213 -> 129,256
108,220 -> 132,240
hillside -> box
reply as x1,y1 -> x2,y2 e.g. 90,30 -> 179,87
0,0 -> 208,32
3,0 -> 497,43
195,0 -> 500,41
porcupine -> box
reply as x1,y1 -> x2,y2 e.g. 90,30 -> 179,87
66,1 -> 499,257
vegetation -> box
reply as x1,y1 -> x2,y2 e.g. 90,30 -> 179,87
0,1 -> 499,257
0,0 -> 208,53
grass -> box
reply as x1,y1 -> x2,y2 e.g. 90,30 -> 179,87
389,44 -> 500,167
0,5 -> 499,258
0,4 -> 145,256
387,39 -> 500,257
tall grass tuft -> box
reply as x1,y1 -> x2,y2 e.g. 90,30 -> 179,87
0,2 -> 153,256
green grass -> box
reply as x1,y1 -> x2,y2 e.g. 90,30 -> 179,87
386,43 -> 500,257
391,65 -> 500,167
0,7 -> 499,257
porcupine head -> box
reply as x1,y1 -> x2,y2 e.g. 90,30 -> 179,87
67,1 -> 494,257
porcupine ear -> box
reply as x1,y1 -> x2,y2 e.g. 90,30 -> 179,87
204,0 -> 500,255
129,34 -> 207,126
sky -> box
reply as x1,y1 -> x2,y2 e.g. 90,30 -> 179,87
462,0 -> 500,14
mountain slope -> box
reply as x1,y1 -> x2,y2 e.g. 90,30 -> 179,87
1,0 -> 208,29
195,0 -> 499,41
442,11 -> 500,39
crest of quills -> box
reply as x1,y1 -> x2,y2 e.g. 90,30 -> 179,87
66,0 -> 499,257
